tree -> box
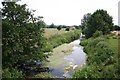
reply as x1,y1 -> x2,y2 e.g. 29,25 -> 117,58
57,25 -> 62,30
81,13 -> 91,30
2,2 -> 47,69
65,27 -> 70,31
49,23 -> 56,28
73,25 -> 80,29
83,9 -> 114,38
113,25 -> 120,30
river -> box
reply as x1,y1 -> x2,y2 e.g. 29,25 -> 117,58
43,38 -> 87,78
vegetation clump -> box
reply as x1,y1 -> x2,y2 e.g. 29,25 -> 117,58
65,27 -> 70,31
81,9 -> 114,39
2,2 -> 48,78
73,35 -> 118,78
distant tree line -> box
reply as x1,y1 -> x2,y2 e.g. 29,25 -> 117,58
45,23 -> 81,31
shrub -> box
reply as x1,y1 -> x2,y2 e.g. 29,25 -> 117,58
94,41 -> 114,65
72,65 -> 101,78
92,30 -> 103,38
2,2 -> 47,69
73,36 -> 117,78
57,26 -> 62,31
65,27 -> 70,31
2,68 -> 23,78
80,39 -> 91,46
41,42 -> 53,52
103,35 -> 110,39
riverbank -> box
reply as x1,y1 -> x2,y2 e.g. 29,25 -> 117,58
72,35 -> 119,78
35,39 -> 87,78
42,29 -> 81,53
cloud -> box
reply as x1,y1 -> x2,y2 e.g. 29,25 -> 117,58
16,0 -> 119,25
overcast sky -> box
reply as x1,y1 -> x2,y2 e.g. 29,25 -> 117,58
1,0 -> 119,26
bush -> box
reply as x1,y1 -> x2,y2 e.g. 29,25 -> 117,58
92,30 -> 103,38
2,68 -> 23,78
57,26 -> 62,30
94,41 -> 114,65
84,38 -> 114,65
41,42 -> 53,52
65,27 -> 70,31
82,37 -> 105,54
80,39 -> 91,46
72,65 -> 101,78
103,35 -> 110,39
73,36 -> 117,78
2,2 -> 48,69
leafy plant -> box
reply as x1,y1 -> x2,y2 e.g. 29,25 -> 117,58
2,68 -> 23,78
73,36 -> 118,78
92,30 -> 103,38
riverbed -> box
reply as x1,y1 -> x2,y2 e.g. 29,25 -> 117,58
35,39 -> 87,78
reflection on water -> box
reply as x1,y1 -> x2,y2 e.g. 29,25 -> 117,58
49,67 -> 64,77
49,67 -> 74,77
49,39 -> 87,78
64,46 -> 87,65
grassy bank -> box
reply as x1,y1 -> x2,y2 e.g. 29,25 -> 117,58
41,29 -> 81,53
34,29 -> 81,78
72,35 -> 119,78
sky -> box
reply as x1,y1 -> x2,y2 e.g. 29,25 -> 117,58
1,0 -> 120,26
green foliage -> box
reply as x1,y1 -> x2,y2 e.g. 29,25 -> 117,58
73,25 -> 81,29
82,9 -> 114,38
57,26 -> 62,30
83,37 -> 105,53
41,42 -> 53,52
73,64 -> 118,78
45,30 -> 80,52
113,25 -> 120,30
49,23 -> 56,28
73,65 -> 101,78
2,68 -> 23,78
81,13 -> 91,30
2,2 -> 47,68
2,2 -> 49,78
73,36 -> 118,78
92,30 -> 103,38
92,41 -> 114,65
80,38 -> 92,46
65,27 -> 70,31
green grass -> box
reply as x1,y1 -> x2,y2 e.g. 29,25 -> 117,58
107,37 -> 118,54
44,28 -> 74,39
107,37 -> 118,66
41,29 -> 81,53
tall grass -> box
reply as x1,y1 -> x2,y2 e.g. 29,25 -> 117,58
42,30 -> 80,53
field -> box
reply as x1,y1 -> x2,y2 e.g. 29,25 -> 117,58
108,37 -> 118,54
43,28 -> 74,39
107,37 -> 119,63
